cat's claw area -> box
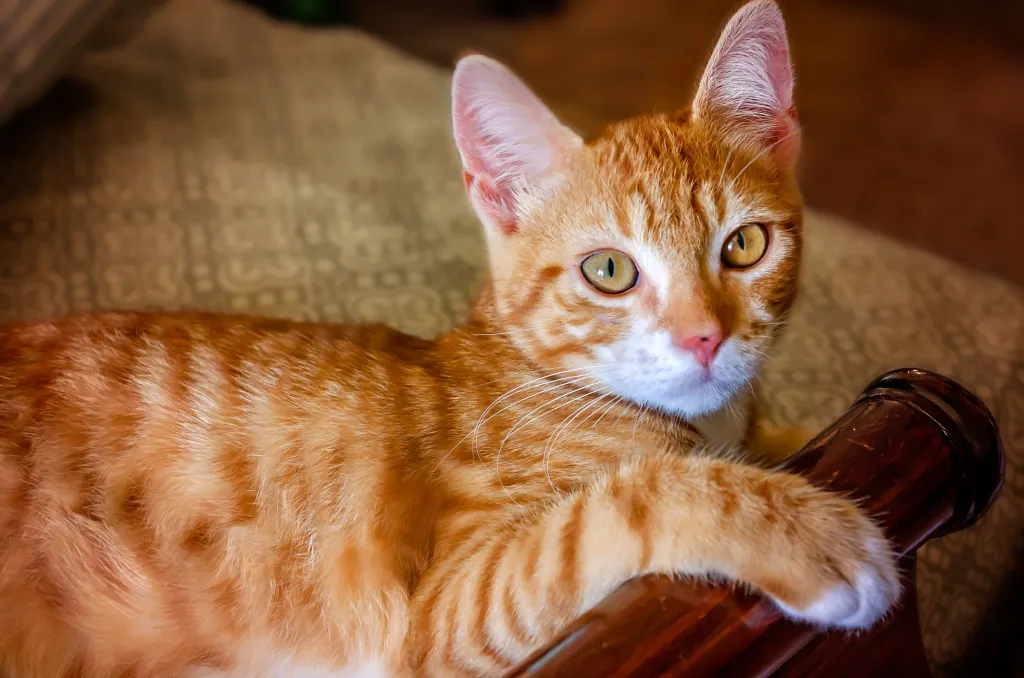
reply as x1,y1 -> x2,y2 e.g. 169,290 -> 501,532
773,538 -> 902,630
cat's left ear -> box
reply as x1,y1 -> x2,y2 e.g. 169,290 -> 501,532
452,55 -> 582,236
692,0 -> 799,165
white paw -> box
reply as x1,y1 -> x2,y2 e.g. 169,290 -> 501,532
774,536 -> 901,630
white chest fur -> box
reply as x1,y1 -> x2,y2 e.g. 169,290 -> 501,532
691,388 -> 753,450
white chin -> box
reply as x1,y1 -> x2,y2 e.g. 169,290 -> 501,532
657,387 -> 733,418
623,376 -> 738,420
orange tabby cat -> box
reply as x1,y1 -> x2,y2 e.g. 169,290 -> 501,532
0,2 -> 899,676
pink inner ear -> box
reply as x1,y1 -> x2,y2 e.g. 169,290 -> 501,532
764,26 -> 794,113
453,105 -> 509,182
455,113 -> 521,235
452,55 -> 575,235
453,89 -> 523,234
694,0 -> 797,153
463,172 -> 519,235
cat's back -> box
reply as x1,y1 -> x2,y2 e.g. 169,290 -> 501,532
0,310 -> 438,481
0,312 -> 441,675
0,309 -> 429,410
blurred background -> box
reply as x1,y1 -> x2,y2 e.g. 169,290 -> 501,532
283,0 -> 1024,286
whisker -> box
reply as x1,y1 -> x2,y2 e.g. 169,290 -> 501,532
560,392 -> 614,444
433,365 -> 606,470
540,389 -> 617,496
472,373 -> 585,461
549,392 -> 610,451
473,362 -> 594,388
496,379 -> 605,452
748,373 -> 771,397
590,395 -> 623,429
722,397 -> 740,425
541,392 -> 608,497
471,366 -> 618,461
473,365 -> 600,430
631,403 -> 646,456
494,379 -> 604,506
718,143 -> 737,191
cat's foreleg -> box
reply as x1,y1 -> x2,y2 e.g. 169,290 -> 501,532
409,451 -> 899,676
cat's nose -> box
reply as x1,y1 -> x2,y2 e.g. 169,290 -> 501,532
674,330 -> 724,369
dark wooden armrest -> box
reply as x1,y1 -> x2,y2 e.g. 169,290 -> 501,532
507,368 -> 1005,678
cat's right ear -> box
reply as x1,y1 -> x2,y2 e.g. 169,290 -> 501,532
691,0 -> 799,166
452,55 -> 582,236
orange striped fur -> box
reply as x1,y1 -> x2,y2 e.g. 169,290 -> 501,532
0,3 -> 898,676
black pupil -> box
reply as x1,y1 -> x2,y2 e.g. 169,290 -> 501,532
736,231 -> 746,251
606,257 -> 615,278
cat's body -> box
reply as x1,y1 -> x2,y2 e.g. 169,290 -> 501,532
0,3 -> 899,676
0,307 -> 691,676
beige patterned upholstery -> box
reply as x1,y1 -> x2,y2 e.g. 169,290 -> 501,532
1,0 -> 1022,674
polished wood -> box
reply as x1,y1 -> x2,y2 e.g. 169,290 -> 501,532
507,368 -> 1005,678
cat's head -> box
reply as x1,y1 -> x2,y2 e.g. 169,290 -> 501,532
453,0 -> 802,419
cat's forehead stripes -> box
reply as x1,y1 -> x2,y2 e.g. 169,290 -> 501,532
588,115 -> 798,260
591,118 -> 723,248
601,115 -> 690,171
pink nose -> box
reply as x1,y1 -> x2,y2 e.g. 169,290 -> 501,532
676,331 -> 724,369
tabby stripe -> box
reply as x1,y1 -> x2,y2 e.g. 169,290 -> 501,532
469,536 -> 510,668
216,345 -> 259,523
533,339 -> 590,366
425,527 -> 497,668
436,511 -> 499,554
622,480 -> 654,570
630,182 -> 656,238
502,578 -> 534,648
613,191 -> 633,239
517,521 -> 543,616
553,494 -> 586,623
409,579 -> 444,669
135,332 -> 197,636
438,569 -> 467,675
688,178 -> 709,232
505,265 -> 563,326
710,464 -> 741,522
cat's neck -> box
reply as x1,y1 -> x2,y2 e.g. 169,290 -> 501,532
445,283 -> 551,372
434,285 -> 699,447
461,283 -> 504,333
440,284 -> 748,450
437,283 -> 542,375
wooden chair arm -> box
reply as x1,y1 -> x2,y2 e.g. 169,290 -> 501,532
507,368 -> 1005,678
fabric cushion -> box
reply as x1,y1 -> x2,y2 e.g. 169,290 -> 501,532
1,0 -> 1022,673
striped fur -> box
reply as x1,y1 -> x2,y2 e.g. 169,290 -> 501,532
0,3 -> 898,676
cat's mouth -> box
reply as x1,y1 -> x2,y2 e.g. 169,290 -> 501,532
663,370 -> 717,396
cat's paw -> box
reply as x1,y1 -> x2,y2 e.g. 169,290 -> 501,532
750,490 -> 901,630
771,530 -> 898,629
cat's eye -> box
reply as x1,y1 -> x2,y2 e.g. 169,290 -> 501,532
721,224 -> 768,269
580,250 -> 639,294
